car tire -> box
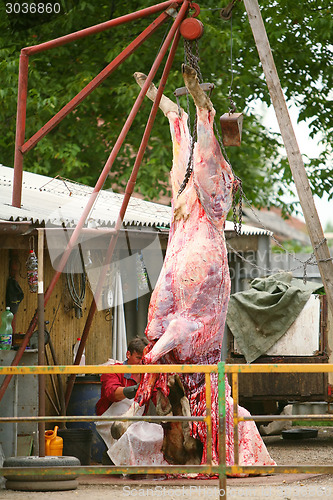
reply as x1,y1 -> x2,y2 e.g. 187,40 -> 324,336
3,456 -> 80,490
5,479 -> 79,491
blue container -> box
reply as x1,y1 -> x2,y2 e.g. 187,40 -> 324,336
66,375 -> 105,463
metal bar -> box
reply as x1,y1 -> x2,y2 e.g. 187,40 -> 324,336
45,350 -> 61,414
12,52 -> 29,208
240,414 -> 333,421
42,227 -> 155,235
64,4 -> 188,408
21,8 -> 174,154
22,1 -> 182,55
2,362 -> 333,481
218,362 -> 227,499
0,464 -> 219,477
225,363 -> 333,373
231,372 -> 239,466
47,336 -> 66,419
4,362 -> 333,376
174,82 -> 214,96
0,364 -> 218,375
4,464 -> 333,478
0,2 -> 188,406
205,372 -> 212,465
37,229 -> 45,456
0,415 -> 205,423
45,387 -> 60,416
228,464 -> 333,475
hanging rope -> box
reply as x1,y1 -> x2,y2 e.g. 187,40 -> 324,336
227,15 -> 237,114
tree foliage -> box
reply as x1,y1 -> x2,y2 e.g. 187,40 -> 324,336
0,0 -> 332,214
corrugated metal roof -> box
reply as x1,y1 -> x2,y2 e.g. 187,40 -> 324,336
0,165 -> 270,235
0,166 -> 172,229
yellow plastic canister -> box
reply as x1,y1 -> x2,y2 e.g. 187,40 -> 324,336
45,426 -> 63,456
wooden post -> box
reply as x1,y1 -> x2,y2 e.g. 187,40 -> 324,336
243,0 -> 333,317
37,229 -> 45,456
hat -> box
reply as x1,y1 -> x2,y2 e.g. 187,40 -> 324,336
6,277 -> 24,314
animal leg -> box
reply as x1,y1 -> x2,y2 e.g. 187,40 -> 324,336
181,65 -> 234,228
110,400 -> 141,440
144,317 -> 200,364
182,64 -> 213,111
134,72 -> 181,116
134,71 -> 191,199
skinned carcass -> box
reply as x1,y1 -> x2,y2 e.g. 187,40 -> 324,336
112,65 -> 275,469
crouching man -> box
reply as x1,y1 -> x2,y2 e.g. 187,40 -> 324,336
95,337 -> 167,467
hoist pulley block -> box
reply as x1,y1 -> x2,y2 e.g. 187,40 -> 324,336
174,82 -> 214,98
180,18 -> 204,40
220,112 -> 243,147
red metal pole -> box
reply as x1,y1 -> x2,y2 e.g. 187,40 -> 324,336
12,52 -> 29,208
21,9 -> 172,154
23,1 -> 182,55
37,229 -> 46,456
47,0 -> 188,290
0,0 -> 189,405
12,1 -> 182,206
65,11 -> 187,407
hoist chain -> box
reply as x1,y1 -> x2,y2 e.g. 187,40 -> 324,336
177,39 -> 202,197
232,177 -> 243,236
178,39 -> 243,238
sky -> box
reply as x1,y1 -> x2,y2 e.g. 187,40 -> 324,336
256,101 -> 332,231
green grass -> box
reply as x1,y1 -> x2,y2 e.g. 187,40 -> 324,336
293,420 -> 333,427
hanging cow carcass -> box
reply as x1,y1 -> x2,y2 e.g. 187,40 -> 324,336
112,65 -> 275,469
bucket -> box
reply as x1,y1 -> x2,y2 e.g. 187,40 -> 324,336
45,426 -> 63,456
66,375 -> 105,462
57,428 -> 92,466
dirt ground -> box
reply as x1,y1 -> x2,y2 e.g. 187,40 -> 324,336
1,427 -> 333,499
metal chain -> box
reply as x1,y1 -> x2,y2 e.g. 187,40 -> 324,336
229,192 -> 332,281
181,40 -> 243,234
178,40 -> 202,197
227,240 -> 319,277
178,35 -> 332,281
232,177 -> 243,235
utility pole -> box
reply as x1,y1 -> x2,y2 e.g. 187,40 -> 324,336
243,0 -> 333,317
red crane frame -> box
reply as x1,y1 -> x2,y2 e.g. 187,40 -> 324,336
3,0 -> 196,405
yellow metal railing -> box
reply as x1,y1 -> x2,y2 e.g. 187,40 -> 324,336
1,363 -> 333,498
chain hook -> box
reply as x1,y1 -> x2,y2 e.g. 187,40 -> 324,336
228,95 -> 237,114
220,0 -> 238,21
189,2 -> 200,18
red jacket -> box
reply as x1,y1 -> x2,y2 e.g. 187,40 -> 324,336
95,363 -> 138,416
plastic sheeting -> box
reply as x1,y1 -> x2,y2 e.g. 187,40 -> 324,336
95,399 -> 167,466
109,421 -> 168,466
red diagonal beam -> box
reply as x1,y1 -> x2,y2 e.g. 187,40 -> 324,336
12,2 -> 182,208
21,9 -> 175,154
65,19 -> 185,409
1,0 -> 190,405
23,0 -> 182,55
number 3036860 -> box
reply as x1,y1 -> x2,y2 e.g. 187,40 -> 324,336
6,3 -> 61,14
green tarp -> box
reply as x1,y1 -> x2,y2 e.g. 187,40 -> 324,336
226,272 -> 322,363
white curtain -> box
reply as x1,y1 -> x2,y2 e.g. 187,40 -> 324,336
112,270 -> 127,361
